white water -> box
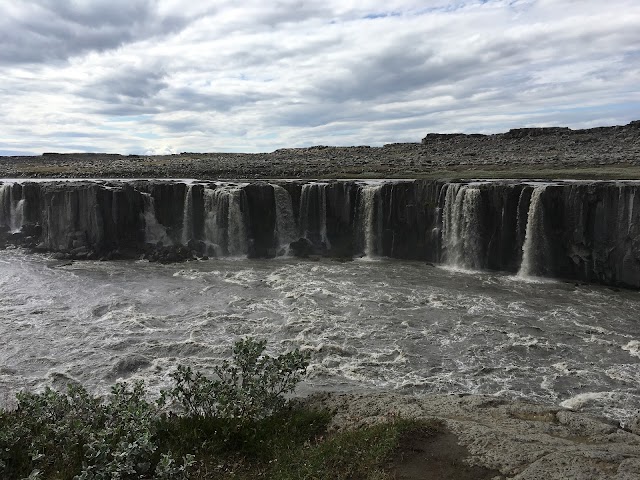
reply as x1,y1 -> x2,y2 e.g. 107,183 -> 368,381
142,193 -> 172,245
181,184 -> 194,245
442,184 -> 483,269
360,184 -> 383,257
203,186 -> 248,256
519,186 -> 547,278
272,184 -> 296,253
10,199 -> 25,233
0,183 -> 26,233
299,182 -> 330,249
1,251 -> 639,425
0,183 -> 11,228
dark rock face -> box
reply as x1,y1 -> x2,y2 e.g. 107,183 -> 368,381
1,179 -> 640,288
289,237 -> 315,258
503,127 -> 571,138
541,183 -> 640,286
244,183 -> 277,258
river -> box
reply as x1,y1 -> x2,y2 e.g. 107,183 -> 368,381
1,249 -> 638,425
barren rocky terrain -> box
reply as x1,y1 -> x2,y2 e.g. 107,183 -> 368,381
307,392 -> 640,480
1,121 -> 639,179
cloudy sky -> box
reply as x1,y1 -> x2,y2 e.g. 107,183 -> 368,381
1,0 -> 639,155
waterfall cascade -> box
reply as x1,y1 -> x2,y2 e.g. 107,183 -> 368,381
181,184 -> 194,245
299,182 -> 330,249
0,183 -> 26,233
442,184 -> 483,269
11,199 -> 25,233
142,193 -> 171,245
272,184 -> 296,253
203,185 -> 248,256
518,186 -> 548,278
360,184 -> 383,257
1,178 -> 639,288
0,183 -> 12,229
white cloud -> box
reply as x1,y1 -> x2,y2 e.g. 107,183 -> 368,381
0,0 -> 638,155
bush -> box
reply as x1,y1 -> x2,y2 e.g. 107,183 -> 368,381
168,338 -> 309,420
0,338 -> 309,479
0,381 -> 194,480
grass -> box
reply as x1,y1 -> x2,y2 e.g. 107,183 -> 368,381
267,418 -> 442,480
160,412 -> 440,480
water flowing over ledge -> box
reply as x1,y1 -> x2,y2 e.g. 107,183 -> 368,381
1,178 -> 640,288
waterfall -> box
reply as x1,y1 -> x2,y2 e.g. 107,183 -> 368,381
0,184 -> 12,228
516,188 -> 529,249
0,183 -> 26,233
227,188 -> 247,255
272,184 -> 296,253
11,199 -> 25,233
203,186 -> 248,256
518,186 -> 548,278
442,183 -> 483,269
299,182 -> 330,249
142,193 -> 171,245
628,190 -> 635,235
203,188 -> 223,254
360,184 -> 383,257
181,184 -> 194,245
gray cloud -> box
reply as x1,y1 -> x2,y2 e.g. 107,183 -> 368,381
0,0 -> 638,154
0,0 -> 198,64
79,66 -> 168,104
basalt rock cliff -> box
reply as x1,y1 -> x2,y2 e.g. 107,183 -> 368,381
1,178 -> 639,288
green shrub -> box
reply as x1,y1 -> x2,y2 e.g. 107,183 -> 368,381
168,338 -> 309,420
0,381 -> 191,479
0,338 -> 309,479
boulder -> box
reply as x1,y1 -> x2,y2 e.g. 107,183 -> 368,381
289,237 -> 315,257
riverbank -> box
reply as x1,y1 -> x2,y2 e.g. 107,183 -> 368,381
1,121 -> 639,180
3,387 -> 638,479
305,392 -> 640,479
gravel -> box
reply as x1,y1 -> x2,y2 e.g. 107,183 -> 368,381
1,122 -> 639,179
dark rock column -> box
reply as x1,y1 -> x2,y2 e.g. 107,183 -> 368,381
244,183 -> 277,258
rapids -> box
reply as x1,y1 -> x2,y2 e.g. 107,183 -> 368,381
1,249 -> 638,425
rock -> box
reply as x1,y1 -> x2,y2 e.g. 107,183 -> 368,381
108,355 -> 151,379
303,393 -> 640,480
206,244 -> 218,257
629,414 -> 640,435
289,237 -> 314,257
71,246 -> 89,256
20,223 -> 42,237
556,409 -> 619,435
504,127 -> 571,139
2,172 -> 640,285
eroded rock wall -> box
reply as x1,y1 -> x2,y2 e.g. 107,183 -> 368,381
1,179 -> 639,288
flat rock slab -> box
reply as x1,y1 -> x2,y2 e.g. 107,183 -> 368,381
304,393 -> 640,479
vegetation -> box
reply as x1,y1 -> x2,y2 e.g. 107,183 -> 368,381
0,338 -> 435,480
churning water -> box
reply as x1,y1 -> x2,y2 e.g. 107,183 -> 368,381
1,249 -> 639,425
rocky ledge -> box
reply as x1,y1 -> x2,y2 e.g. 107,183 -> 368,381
305,392 -> 640,480
1,121 -> 639,179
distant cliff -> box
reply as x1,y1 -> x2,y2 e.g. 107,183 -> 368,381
2,178 -> 639,288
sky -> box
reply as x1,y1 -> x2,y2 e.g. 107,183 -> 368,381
0,0 -> 639,155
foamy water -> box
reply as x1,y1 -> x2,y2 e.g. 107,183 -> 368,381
1,249 -> 639,424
